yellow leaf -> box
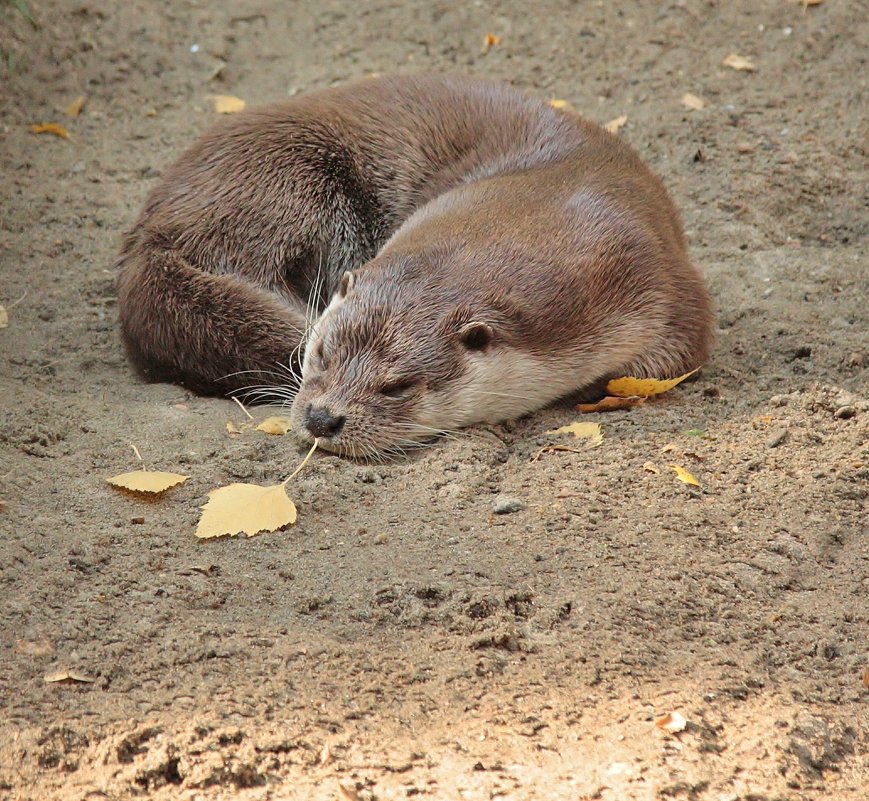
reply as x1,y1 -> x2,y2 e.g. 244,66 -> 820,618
604,114 -> 628,134
481,33 -> 501,53
64,94 -> 87,118
642,461 -> 660,475
106,470 -> 190,495
255,416 -> 292,435
576,395 -> 646,413
30,123 -> 70,139
668,464 -> 701,487
548,99 -> 572,111
195,482 -> 297,539
606,368 -> 699,398
546,421 -> 603,447
212,94 -> 247,114
44,669 -> 96,684
722,53 -> 755,72
655,711 -> 687,733
0,305 -> 8,328
681,92 -> 705,110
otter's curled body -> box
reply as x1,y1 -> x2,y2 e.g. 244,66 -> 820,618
119,74 -> 713,456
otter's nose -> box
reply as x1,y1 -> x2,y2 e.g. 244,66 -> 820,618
305,405 -> 346,438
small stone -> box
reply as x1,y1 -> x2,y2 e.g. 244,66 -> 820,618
492,496 -> 525,515
766,429 -> 788,448
770,394 -> 789,407
789,346 -> 812,361
834,406 -> 857,420
373,533 -> 388,544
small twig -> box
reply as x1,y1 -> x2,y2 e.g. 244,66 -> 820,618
7,289 -> 28,309
282,439 -> 319,486
232,396 -> 254,420
530,444 -> 587,463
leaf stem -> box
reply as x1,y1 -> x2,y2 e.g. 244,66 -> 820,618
282,439 -> 319,486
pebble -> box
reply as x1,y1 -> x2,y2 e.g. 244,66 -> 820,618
492,496 -> 525,515
834,406 -> 857,420
770,394 -> 789,407
766,429 -> 788,448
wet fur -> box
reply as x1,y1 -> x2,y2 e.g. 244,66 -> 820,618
118,74 -> 713,454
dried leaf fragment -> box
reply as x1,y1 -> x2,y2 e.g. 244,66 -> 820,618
546,421 -> 603,447
548,99 -> 572,111
195,482 -> 297,539
212,94 -> 246,114
255,416 -> 292,435
655,711 -> 688,733
668,464 -> 701,487
44,669 -> 96,684
0,305 -> 8,328
338,782 -> 362,801
577,396 -> 646,413
681,92 -> 705,110
642,462 -> 660,475
30,123 -> 70,139
604,115 -> 628,134
64,94 -> 87,118
606,368 -> 699,398
15,637 -> 55,657
722,53 -> 755,72
106,470 -> 190,495
481,33 -> 501,53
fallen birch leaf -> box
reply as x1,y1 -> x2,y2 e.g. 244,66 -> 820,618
669,464 -> 701,487
546,421 -> 603,447
577,396 -> 646,413
64,94 -> 87,118
722,53 -> 755,72
481,33 -> 501,53
642,461 -> 660,475
606,368 -> 699,398
44,669 -> 96,684
0,305 -> 8,328
212,94 -> 246,114
195,482 -> 297,539
655,711 -> 688,733
548,99 -> 572,111
604,114 -> 628,134
681,92 -> 705,110
255,416 -> 292,435
106,470 -> 190,495
30,123 -> 70,139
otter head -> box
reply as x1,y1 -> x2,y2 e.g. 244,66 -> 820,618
288,259 -> 554,458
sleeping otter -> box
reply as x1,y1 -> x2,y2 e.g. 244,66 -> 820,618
118,74 -> 713,457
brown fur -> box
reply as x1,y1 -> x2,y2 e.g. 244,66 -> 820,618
118,74 -> 713,452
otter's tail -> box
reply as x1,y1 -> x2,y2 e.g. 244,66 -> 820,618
118,244 -> 308,398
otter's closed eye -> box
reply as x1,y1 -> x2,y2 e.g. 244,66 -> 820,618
380,378 -> 418,398
459,322 -> 494,351
315,342 -> 330,370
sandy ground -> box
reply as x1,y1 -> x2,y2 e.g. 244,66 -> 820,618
1,1 -> 867,799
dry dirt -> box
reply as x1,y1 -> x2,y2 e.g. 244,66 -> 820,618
1,1 -> 867,800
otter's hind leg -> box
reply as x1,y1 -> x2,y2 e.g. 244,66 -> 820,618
118,243 -> 309,398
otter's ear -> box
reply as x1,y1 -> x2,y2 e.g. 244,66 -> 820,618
459,322 -> 494,351
338,271 -> 355,298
